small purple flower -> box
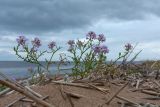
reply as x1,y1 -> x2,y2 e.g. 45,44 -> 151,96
92,45 -> 101,54
16,36 -> 27,46
92,45 -> 109,54
48,41 -> 56,49
32,37 -> 41,48
101,45 -> 109,54
86,31 -> 96,40
67,40 -> 75,46
125,43 -> 132,51
98,34 -> 106,42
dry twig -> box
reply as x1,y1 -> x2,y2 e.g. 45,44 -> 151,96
106,82 -> 128,105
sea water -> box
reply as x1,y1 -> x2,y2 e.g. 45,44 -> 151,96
0,61 -> 72,79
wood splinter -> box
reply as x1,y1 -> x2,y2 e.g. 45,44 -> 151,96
63,90 -> 84,99
106,82 -> 128,105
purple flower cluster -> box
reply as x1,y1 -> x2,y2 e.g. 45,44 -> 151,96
92,45 -> 109,54
98,34 -> 106,42
67,40 -> 75,52
101,45 -> 109,54
32,37 -> 41,48
48,41 -> 56,49
86,31 -> 106,42
86,31 -> 96,40
92,45 -> 101,54
125,43 -> 132,51
16,36 -> 27,46
67,40 -> 75,46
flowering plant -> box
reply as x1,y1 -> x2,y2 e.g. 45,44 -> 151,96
67,31 -> 109,78
105,43 -> 142,78
14,36 -> 61,81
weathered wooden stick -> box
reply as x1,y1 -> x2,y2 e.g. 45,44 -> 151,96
25,86 -> 42,98
59,86 -> 67,100
136,80 -> 140,89
53,81 -> 90,88
106,82 -> 128,105
0,88 -> 12,97
5,96 -> 25,107
59,85 -> 67,100
73,80 -> 104,86
52,81 -> 108,92
129,87 -> 154,92
31,96 -> 50,106
142,96 -> 160,100
21,98 -> 34,103
66,93 -> 74,107
86,82 -> 109,94
153,80 -> 160,88
117,101 -> 137,107
0,79 -> 55,107
141,90 -> 160,96
21,95 -> 49,103
116,96 -> 139,106
63,90 -> 84,99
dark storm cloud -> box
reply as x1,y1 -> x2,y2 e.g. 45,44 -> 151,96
0,0 -> 160,33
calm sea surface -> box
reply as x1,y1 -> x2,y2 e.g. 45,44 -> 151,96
0,61 -> 72,79
0,61 -> 142,79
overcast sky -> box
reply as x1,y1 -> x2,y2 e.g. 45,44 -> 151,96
0,0 -> 160,61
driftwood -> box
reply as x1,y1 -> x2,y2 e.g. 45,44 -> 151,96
72,80 -> 104,86
58,85 -> 74,107
116,95 -> 139,106
63,90 -> 84,99
21,95 -> 49,103
88,82 -> 104,86
117,101 -> 137,107
136,80 -> 141,89
53,81 -> 91,88
141,90 -> 160,96
31,96 -> 50,106
0,88 -> 12,97
25,86 -> 42,98
0,79 -> 55,107
58,85 -> 67,100
21,98 -> 34,103
5,96 -> 26,107
142,96 -> 160,100
52,81 -> 109,92
106,82 -> 128,105
153,80 -> 160,88
66,93 -> 74,107
58,84 -> 84,99
129,87 -> 155,92
85,82 -> 109,94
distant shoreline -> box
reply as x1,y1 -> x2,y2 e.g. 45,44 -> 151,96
0,61 -> 146,68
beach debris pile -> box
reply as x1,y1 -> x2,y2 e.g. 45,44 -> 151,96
0,67 -> 160,107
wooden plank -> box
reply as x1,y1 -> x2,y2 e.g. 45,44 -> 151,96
0,79 -> 55,107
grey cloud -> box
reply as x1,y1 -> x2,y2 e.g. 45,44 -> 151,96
0,0 -> 160,34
